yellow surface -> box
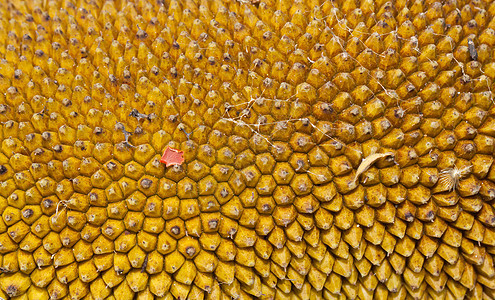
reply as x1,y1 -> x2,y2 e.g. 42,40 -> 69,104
1,0 -> 495,298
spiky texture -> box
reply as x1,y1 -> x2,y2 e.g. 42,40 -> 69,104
1,0 -> 495,299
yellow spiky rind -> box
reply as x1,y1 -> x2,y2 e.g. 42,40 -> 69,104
1,0 -> 495,299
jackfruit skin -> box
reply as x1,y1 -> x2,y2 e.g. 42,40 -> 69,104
1,0 -> 495,299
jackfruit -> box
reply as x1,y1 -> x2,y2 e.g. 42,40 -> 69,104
1,0 -> 495,299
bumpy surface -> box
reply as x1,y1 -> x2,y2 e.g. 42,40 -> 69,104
1,0 -> 495,299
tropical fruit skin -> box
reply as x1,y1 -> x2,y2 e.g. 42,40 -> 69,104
1,0 -> 495,298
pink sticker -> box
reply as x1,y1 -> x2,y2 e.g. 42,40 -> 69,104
160,147 -> 185,167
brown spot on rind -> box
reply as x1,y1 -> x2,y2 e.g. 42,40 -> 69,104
170,226 -> 180,235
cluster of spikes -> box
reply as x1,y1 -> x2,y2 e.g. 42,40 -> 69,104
1,0 -> 495,299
